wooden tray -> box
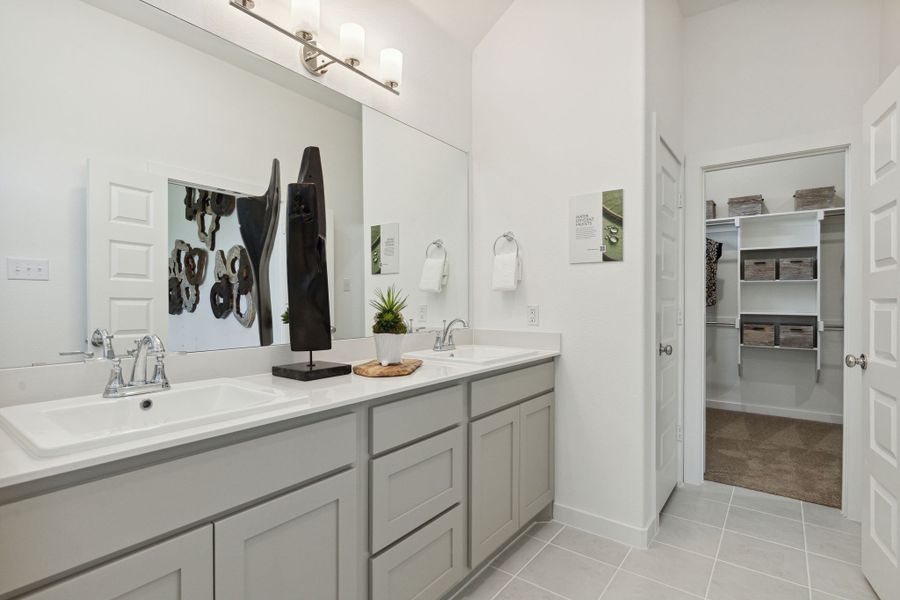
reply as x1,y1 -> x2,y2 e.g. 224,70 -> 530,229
353,359 -> 423,378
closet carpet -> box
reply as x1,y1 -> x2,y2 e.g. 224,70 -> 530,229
705,408 -> 842,508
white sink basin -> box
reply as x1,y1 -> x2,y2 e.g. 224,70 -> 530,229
0,379 -> 309,457
405,345 -> 539,365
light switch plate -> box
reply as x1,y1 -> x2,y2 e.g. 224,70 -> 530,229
342,278 -> 351,292
7,257 -> 50,281
527,305 -> 539,326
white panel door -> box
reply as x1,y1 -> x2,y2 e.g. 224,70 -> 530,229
859,65 -> 900,600
87,161 -> 168,355
655,120 -> 684,513
19,526 -> 212,600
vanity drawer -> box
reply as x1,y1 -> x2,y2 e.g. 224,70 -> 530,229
371,427 -> 464,552
470,362 -> 554,418
370,385 -> 465,454
371,505 -> 465,600
0,413 -> 356,598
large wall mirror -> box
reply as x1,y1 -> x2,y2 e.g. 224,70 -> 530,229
0,0 -> 469,369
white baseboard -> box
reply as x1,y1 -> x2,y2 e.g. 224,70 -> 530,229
553,502 -> 656,549
706,399 -> 843,424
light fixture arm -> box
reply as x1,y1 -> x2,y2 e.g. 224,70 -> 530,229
229,0 -> 400,95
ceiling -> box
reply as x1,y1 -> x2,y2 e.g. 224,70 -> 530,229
404,0 -> 516,49
677,0 -> 739,17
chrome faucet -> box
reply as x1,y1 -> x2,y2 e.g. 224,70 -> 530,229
434,318 -> 468,351
104,334 -> 170,398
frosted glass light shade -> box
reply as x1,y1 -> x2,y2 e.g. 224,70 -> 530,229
290,0 -> 319,35
340,23 -> 365,63
380,48 -> 403,87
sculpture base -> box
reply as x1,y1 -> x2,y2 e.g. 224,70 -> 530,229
272,360 -> 351,382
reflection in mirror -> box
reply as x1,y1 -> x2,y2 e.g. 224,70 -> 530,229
0,0 -> 467,369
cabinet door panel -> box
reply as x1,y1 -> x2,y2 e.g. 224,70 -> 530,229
370,505 -> 465,600
371,427 -> 464,552
469,405 -> 520,567
20,526 -> 212,600
214,470 -> 357,600
520,393 -> 555,524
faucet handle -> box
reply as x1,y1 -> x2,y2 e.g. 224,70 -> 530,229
151,354 -> 170,388
103,358 -> 126,398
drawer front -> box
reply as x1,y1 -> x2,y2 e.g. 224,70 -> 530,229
371,506 -> 465,600
471,362 -> 554,418
371,428 -> 464,552
371,385 -> 465,455
0,413 -> 356,598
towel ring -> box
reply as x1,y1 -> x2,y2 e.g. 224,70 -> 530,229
493,232 -> 519,256
426,239 -> 448,259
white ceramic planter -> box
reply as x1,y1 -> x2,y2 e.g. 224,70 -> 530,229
373,333 -> 405,366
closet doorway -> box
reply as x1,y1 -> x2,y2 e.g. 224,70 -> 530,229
684,138 -> 862,515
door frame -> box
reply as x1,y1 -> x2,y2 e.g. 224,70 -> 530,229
682,128 -> 864,520
649,113 -> 686,514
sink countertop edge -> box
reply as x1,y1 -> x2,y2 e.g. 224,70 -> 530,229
0,350 -> 559,494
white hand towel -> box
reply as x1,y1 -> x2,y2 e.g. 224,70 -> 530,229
419,256 -> 447,292
492,252 -> 519,291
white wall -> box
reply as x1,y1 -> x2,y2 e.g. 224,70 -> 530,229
362,108 -> 469,334
646,0 -> 684,153
472,0 -> 653,544
683,0 -> 882,154
0,0 -> 364,367
882,0 -> 900,82
137,0 -> 473,152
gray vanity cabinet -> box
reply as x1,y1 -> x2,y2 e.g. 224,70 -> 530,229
469,405 -> 521,566
519,393 -> 555,524
18,526 -> 213,600
213,469 -> 358,600
469,363 -> 555,568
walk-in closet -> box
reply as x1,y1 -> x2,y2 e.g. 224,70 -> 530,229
704,149 -> 846,507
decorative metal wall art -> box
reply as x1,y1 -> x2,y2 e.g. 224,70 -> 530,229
183,187 -> 237,251
210,246 -> 256,327
236,159 -> 280,346
169,239 -> 207,314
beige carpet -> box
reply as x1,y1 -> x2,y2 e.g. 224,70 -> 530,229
705,408 -> 843,508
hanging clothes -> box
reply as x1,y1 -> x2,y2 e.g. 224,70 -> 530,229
706,238 -> 723,307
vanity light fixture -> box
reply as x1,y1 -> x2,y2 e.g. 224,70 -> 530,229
339,23 -> 365,67
380,48 -> 403,89
228,0 -> 400,95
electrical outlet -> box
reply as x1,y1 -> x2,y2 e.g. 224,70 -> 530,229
527,305 -> 539,327
417,304 -> 428,323
7,257 -> 49,281
342,278 -> 351,292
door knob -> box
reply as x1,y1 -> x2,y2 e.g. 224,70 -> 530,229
659,343 -> 673,356
845,353 -> 867,370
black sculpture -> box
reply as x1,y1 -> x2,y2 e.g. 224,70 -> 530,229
236,160 -> 280,346
272,147 -> 350,381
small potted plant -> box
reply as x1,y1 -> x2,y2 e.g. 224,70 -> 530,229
370,285 -> 408,366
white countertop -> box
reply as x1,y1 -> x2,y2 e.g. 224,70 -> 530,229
0,348 -> 558,491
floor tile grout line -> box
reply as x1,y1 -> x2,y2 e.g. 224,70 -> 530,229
595,546 -> 630,600
664,505 -> 858,539
806,550 -> 862,567
662,512 -> 726,532
714,558 -> 811,589
541,540 -> 629,570
614,564 -> 708,599
802,502 -> 813,600
486,524 -> 567,600
704,486 -> 735,599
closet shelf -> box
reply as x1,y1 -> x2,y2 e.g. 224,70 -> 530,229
740,244 -> 817,252
740,311 -> 818,317
740,279 -> 818,283
705,206 -> 845,226
741,344 -> 818,352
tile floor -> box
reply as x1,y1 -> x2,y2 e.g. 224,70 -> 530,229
454,482 -> 878,600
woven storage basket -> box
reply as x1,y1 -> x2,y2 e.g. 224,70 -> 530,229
778,257 -> 815,280
780,325 -> 815,349
743,323 -> 775,346
794,186 -> 836,211
744,259 -> 776,281
706,200 -> 716,219
728,195 -> 764,216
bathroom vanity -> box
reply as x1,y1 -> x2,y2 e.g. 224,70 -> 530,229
0,352 -> 556,600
